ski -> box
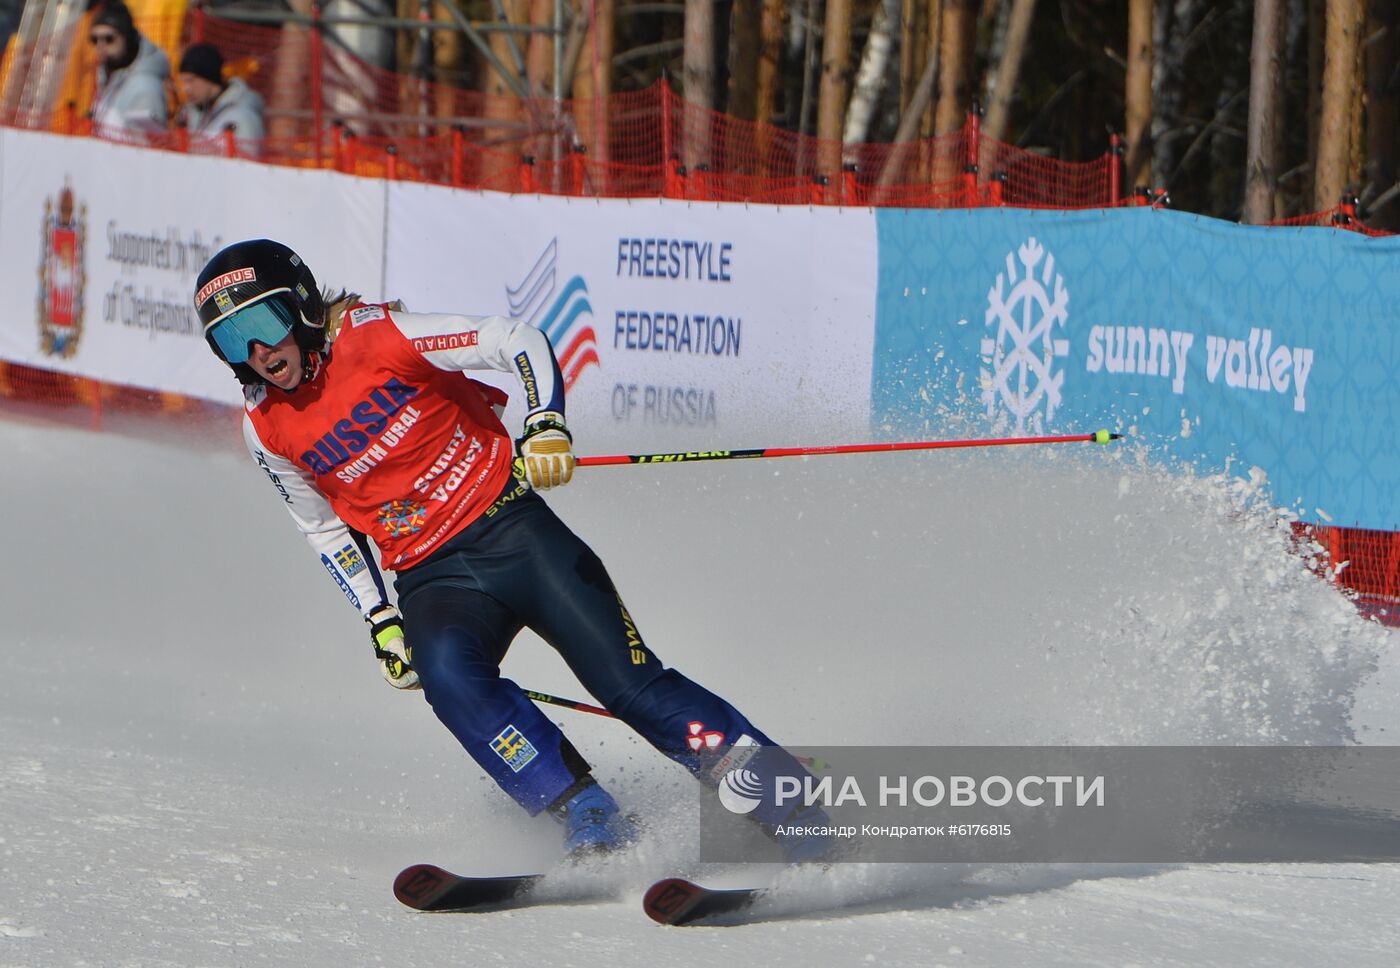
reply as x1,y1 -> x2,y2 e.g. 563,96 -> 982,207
642,877 -> 766,926
393,864 -> 544,913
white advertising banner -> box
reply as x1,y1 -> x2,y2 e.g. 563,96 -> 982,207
0,128 -> 386,404
384,186 -> 878,451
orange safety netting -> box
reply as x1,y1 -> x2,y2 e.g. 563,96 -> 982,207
1267,202 -> 1396,237
1295,524 -> 1400,624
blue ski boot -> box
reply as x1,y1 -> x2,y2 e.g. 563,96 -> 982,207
548,779 -> 636,857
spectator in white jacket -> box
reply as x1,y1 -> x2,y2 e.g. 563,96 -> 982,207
88,0 -> 169,139
175,43 -> 266,158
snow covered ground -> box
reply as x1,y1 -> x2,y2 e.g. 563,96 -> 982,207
2,412 -> 1397,967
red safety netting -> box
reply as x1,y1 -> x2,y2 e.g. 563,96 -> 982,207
1294,524 -> 1400,625
1267,202 -> 1396,237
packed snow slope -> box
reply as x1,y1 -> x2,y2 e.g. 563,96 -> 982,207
2,413 -> 1398,968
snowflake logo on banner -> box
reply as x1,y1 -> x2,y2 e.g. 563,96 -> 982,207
980,237 -> 1070,432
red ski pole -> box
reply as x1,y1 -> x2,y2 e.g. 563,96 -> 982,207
576,429 -> 1120,467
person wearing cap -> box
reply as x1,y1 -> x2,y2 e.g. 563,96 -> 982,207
175,43 -> 266,158
87,0 -> 169,138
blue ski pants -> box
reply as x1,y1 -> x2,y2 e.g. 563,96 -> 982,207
394,477 -> 794,816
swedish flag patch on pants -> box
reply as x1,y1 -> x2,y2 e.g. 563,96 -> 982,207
490,724 -> 539,772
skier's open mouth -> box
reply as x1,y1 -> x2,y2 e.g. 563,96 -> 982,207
267,358 -> 289,378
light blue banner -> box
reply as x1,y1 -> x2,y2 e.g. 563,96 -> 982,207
874,207 -> 1400,531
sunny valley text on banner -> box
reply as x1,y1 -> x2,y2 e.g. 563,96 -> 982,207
873,207 -> 1400,532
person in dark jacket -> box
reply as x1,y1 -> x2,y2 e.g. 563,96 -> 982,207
175,43 -> 266,157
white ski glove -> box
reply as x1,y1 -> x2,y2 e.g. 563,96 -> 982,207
367,604 -> 420,690
517,411 -> 575,490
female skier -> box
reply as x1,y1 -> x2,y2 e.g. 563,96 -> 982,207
194,239 -> 830,861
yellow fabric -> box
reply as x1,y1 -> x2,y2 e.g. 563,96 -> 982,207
0,36 -> 16,105
133,0 -> 189,55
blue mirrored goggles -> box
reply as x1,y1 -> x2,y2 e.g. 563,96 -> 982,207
205,292 -> 299,364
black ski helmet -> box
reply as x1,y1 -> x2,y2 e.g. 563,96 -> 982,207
195,239 -> 326,385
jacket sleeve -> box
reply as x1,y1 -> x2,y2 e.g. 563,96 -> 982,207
383,308 -> 565,418
123,74 -> 169,132
243,414 -> 390,618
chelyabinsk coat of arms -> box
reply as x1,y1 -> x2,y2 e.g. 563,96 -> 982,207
37,183 -> 87,358
980,237 -> 1069,432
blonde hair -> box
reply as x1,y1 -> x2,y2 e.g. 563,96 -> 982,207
318,287 -> 357,340
322,288 -> 407,339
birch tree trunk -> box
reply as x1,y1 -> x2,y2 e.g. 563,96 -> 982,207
1314,0 -> 1363,209
1245,0 -> 1284,222
934,0 -> 976,136
1348,2 -> 1366,194
570,0 -> 613,169
876,25 -> 941,194
683,0 -> 717,111
755,0 -> 785,128
922,0 -> 943,136
981,0 -> 1036,143
899,0 -> 925,118
816,0 -> 854,174
682,0 -> 716,169
844,0 -> 900,143
1124,0 -> 1152,190
894,35 -> 941,145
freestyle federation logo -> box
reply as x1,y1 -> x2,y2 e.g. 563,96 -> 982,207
507,239 -> 599,390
